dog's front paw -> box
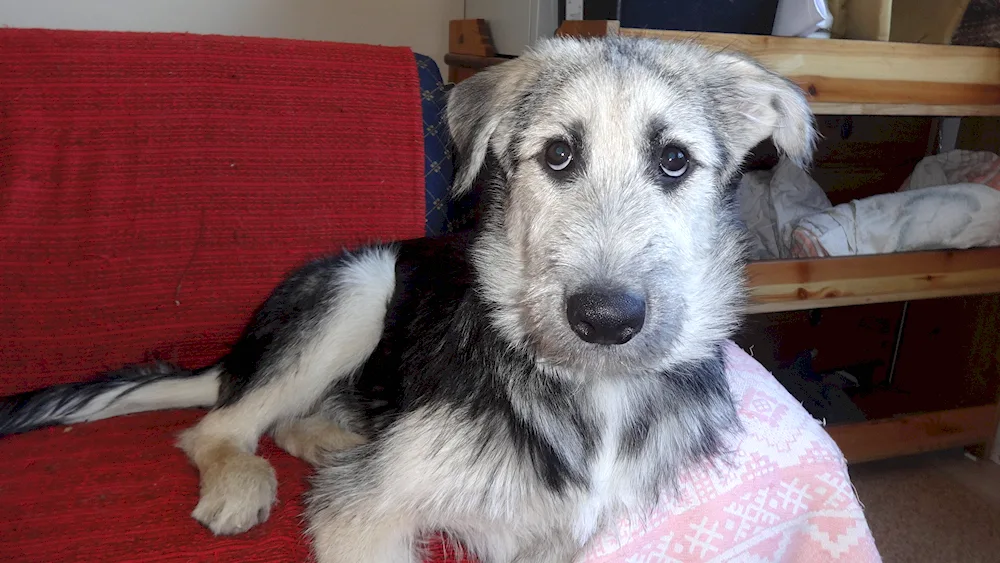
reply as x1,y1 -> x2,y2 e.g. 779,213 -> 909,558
191,453 -> 278,535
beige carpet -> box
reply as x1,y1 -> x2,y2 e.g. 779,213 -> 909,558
849,449 -> 1000,563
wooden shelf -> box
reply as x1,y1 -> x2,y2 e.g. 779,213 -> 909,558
746,247 -> 1000,314
447,21 -> 1000,116
618,28 -> 1000,116
827,404 -> 996,463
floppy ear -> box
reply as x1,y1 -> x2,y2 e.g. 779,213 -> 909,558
711,52 -> 817,168
445,61 -> 534,197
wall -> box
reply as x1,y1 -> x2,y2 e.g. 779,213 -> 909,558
0,0 -> 462,70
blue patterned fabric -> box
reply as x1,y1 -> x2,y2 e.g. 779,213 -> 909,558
415,53 -> 455,237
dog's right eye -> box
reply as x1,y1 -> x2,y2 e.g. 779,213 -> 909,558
544,141 -> 573,171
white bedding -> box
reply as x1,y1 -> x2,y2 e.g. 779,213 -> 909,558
738,150 -> 1000,259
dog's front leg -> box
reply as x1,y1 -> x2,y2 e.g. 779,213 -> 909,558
177,246 -> 398,535
306,447 -> 421,563
456,527 -> 582,563
306,407 -> 509,563
309,511 -> 421,563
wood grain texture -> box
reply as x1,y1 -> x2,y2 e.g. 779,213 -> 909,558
797,76 -> 1000,106
617,27 -> 1000,115
556,20 -> 619,38
448,65 -> 477,84
446,18 -> 503,84
827,404 -> 996,463
448,24 -> 1000,115
746,247 -> 1000,313
617,28 -> 998,84
810,103 -> 1000,117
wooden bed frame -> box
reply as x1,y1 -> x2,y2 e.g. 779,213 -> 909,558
445,19 -> 1000,465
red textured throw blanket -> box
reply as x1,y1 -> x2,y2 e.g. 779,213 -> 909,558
0,28 -> 447,563
0,29 -> 425,394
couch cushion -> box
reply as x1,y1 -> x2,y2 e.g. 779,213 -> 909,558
1,411 -> 311,562
0,411 -> 467,562
0,28 -> 427,395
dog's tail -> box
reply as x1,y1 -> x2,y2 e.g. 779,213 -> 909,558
0,362 -> 220,437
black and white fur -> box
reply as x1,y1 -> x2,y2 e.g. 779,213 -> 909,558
0,35 -> 816,563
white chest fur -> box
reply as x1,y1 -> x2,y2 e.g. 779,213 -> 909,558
572,379 -> 648,544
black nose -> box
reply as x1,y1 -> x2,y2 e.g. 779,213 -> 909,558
566,290 -> 646,345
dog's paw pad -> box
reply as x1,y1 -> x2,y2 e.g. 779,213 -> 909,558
191,454 -> 278,536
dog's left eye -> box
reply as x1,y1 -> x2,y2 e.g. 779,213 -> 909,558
544,141 -> 573,171
659,145 -> 689,178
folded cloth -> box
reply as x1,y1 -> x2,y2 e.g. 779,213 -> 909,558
900,150 -> 1000,192
737,157 -> 832,259
790,183 -> 1000,257
790,151 -> 1000,258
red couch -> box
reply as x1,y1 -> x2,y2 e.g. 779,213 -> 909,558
0,28 -> 463,562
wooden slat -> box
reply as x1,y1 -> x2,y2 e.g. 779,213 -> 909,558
617,27 -> 1000,115
444,53 -> 510,71
811,103 -> 1000,116
827,404 -> 996,463
618,28 -> 999,86
745,247 -> 1000,314
799,76 -> 997,106
451,23 -> 1000,114
556,20 -> 620,38
449,19 -> 496,57
449,66 -> 478,85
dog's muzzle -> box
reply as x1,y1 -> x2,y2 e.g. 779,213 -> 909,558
566,289 -> 646,345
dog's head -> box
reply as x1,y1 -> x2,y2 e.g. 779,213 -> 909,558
447,35 -> 815,377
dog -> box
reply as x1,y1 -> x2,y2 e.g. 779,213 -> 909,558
0,34 -> 815,563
